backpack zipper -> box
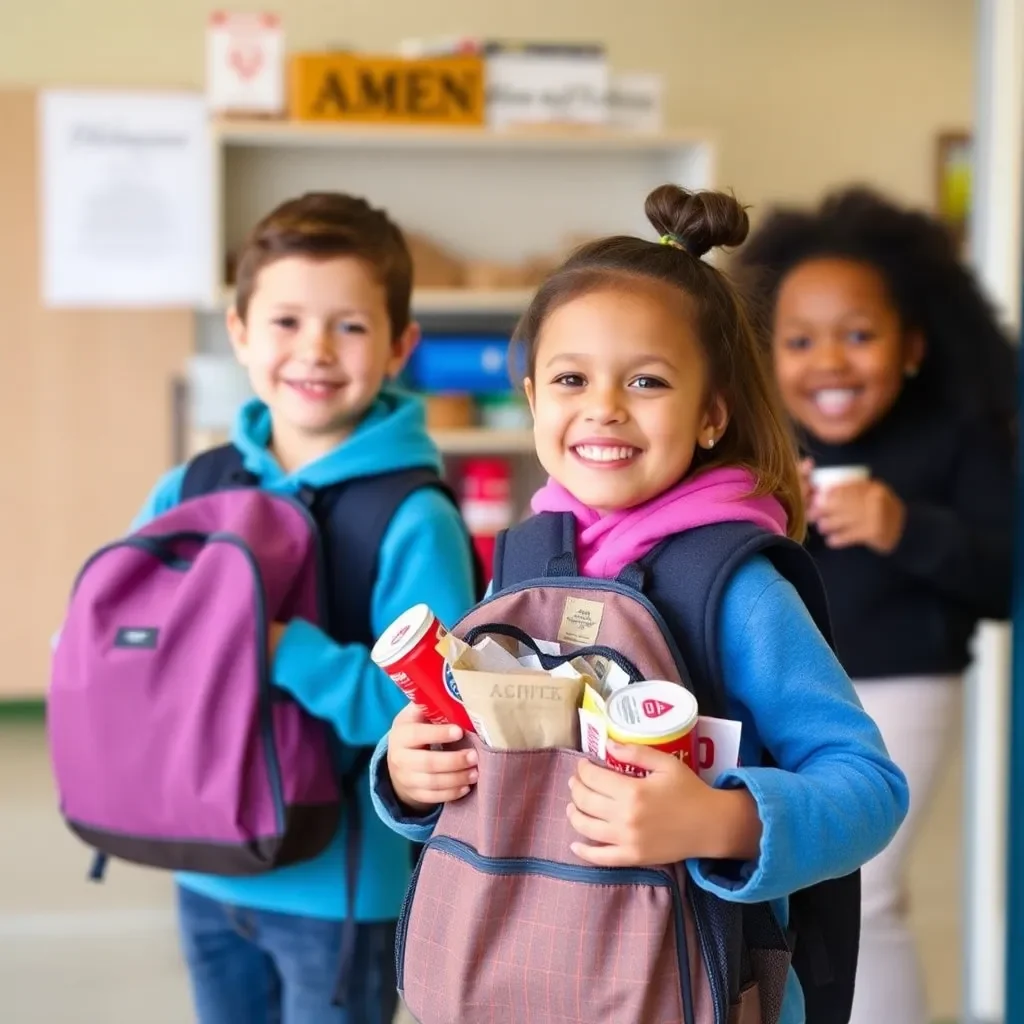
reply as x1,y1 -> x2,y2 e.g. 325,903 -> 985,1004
462,622 -> 644,682
396,834 -> 696,1024
467,576 -> 692,687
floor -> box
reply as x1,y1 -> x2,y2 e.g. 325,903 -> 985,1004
0,715 -> 962,1024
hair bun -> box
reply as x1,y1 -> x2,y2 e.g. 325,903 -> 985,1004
645,185 -> 750,258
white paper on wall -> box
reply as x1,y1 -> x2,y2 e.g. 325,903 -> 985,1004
40,89 -> 214,308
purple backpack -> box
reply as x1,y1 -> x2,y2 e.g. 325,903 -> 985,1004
48,489 -> 342,876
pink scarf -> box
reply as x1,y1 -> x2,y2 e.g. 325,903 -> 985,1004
530,468 -> 788,579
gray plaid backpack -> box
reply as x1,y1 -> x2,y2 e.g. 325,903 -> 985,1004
396,514 -> 858,1024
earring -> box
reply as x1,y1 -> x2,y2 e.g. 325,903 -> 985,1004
706,436 -> 716,450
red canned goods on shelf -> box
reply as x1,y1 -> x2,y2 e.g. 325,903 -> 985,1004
460,458 -> 513,584
371,604 -> 474,733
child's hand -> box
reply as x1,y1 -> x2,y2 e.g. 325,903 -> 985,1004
812,479 -> 906,553
567,742 -> 762,867
387,703 -> 478,816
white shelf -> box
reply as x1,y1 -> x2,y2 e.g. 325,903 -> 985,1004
213,118 -> 708,154
212,119 -> 714,278
432,428 -> 534,455
412,288 -> 534,315
215,285 -> 534,317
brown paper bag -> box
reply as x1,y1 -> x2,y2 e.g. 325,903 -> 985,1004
449,666 -> 585,750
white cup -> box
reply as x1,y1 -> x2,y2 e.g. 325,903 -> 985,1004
810,465 -> 870,492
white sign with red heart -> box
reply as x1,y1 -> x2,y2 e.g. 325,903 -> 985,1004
206,11 -> 285,115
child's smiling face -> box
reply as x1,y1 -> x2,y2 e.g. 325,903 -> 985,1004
772,258 -> 924,445
524,279 -> 728,514
228,254 -> 417,471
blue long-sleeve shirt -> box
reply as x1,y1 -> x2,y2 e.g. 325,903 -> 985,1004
370,554 -> 908,1021
132,387 -> 477,921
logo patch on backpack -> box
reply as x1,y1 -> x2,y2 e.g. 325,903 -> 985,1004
114,627 -> 159,649
557,596 -> 604,646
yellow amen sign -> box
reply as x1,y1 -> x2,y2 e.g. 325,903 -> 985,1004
289,53 -> 486,126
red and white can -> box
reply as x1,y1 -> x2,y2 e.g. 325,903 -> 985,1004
370,604 -> 474,733
604,681 -> 699,778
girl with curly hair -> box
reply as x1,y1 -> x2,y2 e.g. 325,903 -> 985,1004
739,188 -> 1016,1024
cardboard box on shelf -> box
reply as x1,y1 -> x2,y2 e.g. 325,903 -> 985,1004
288,52 -> 486,126
407,233 -> 465,288
424,394 -> 475,430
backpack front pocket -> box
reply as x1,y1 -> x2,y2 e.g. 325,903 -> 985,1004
397,834 -> 695,1024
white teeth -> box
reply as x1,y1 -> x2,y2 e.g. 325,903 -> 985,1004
292,381 -> 337,394
574,445 -> 637,463
813,389 -> 858,417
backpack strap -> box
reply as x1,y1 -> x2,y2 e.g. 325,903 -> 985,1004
179,444 -> 255,497
492,511 -> 578,591
640,521 -> 832,716
313,468 -> 486,642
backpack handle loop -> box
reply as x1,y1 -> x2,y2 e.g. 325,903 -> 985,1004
544,551 -> 577,577
615,562 -> 646,591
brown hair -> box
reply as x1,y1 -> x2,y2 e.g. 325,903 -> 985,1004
512,184 -> 805,539
233,192 -> 413,338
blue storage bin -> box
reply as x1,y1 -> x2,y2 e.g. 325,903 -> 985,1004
408,335 -> 513,394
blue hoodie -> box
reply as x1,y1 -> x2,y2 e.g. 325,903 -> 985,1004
369,555 -> 909,1023
131,386 -> 477,921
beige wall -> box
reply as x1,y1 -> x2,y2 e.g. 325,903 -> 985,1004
1,0 -> 974,215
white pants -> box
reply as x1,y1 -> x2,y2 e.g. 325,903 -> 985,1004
848,675 -> 960,1024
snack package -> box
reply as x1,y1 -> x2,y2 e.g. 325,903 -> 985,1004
438,632 -> 587,749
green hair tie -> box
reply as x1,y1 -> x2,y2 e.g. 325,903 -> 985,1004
659,233 -> 686,251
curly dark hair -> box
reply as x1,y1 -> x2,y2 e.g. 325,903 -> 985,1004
735,187 -> 1017,441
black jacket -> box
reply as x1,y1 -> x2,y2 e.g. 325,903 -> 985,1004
802,384 -> 1014,680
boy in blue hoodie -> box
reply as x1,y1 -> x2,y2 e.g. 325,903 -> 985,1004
131,192 -> 478,1023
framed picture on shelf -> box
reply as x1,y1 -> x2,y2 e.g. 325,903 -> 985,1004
935,130 -> 972,255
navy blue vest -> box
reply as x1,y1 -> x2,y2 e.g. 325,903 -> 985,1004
494,514 -> 859,1024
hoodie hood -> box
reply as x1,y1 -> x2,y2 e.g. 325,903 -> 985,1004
531,467 -> 788,578
230,385 -> 442,492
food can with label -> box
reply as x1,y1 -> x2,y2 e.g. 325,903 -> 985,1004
604,680 -> 699,778
371,604 -> 474,732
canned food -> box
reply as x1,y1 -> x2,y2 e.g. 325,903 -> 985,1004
604,680 -> 699,778
370,604 -> 474,733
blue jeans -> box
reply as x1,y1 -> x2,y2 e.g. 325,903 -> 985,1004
177,886 -> 399,1024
